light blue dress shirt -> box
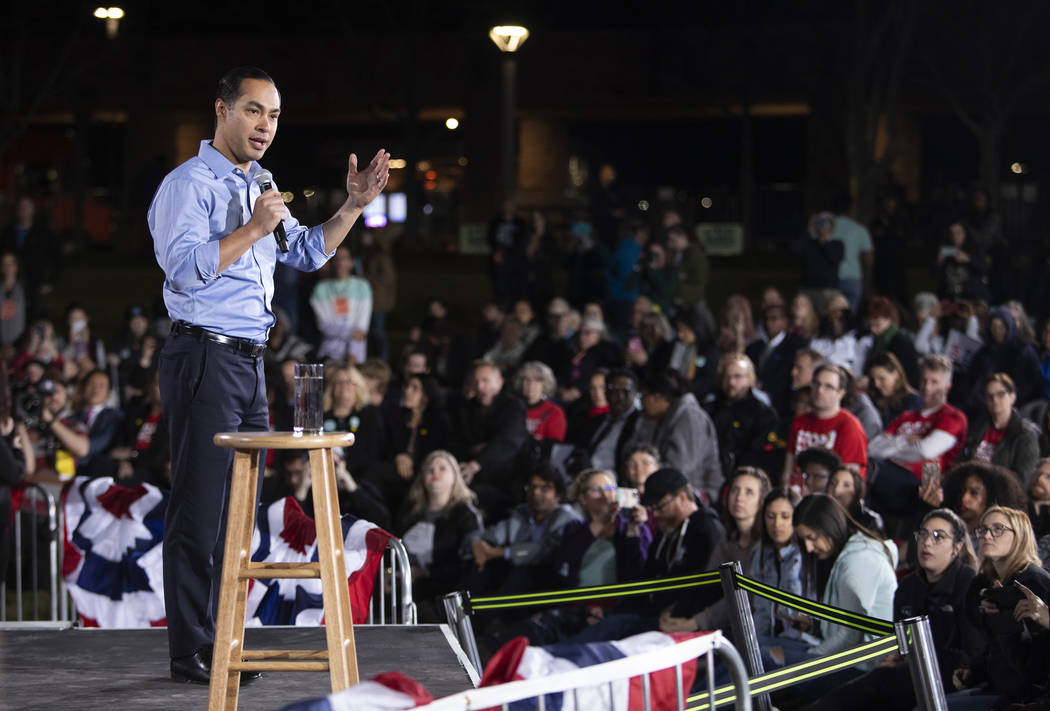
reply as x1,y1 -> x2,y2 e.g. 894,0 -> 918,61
148,140 -> 334,341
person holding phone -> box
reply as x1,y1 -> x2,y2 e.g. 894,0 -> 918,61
948,506 -> 1050,709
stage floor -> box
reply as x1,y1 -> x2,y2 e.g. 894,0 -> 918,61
0,623 -> 477,710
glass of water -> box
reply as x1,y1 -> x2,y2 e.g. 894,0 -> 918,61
293,363 -> 324,435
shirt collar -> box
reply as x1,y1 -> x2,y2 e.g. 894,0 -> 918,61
198,140 -> 260,181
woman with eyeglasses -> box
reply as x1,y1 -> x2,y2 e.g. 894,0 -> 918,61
947,506 -> 1050,709
815,508 -> 978,710
961,373 -> 1040,485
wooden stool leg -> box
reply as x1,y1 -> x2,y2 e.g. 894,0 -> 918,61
310,447 -> 360,692
208,449 -> 260,711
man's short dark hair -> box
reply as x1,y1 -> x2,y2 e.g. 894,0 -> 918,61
640,370 -> 686,400
606,368 -> 639,388
217,66 -> 276,105
796,447 -> 842,474
529,463 -> 568,498
813,363 -> 845,391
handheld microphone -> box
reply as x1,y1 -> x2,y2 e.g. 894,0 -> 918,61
253,170 -> 289,253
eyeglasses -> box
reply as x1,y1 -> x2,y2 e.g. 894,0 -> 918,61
801,472 -> 829,483
652,496 -> 676,513
586,485 -> 616,496
913,530 -> 952,543
975,523 -> 1015,539
606,384 -> 634,393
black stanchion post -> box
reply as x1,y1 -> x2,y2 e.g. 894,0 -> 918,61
441,591 -> 483,678
719,561 -> 771,711
895,616 -> 947,711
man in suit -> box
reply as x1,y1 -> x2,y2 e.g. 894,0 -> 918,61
746,304 -> 807,421
573,368 -> 642,474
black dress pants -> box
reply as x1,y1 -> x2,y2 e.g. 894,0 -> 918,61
159,332 -> 268,659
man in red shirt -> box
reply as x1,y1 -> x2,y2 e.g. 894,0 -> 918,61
867,354 -> 968,520
782,364 -> 868,487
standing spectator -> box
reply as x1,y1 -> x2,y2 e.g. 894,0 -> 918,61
961,373 -> 1040,485
605,220 -> 648,336
0,252 -> 26,356
487,199 -> 526,303
782,364 -> 869,486
310,246 -> 372,363
704,353 -> 781,478
632,370 -> 722,502
870,189 -> 910,304
868,354 -> 968,522
831,195 -> 874,310
936,220 -> 987,301
395,450 -> 484,622
360,229 -> 396,362
516,361 -> 567,443
1,196 -> 59,319
61,303 -> 106,382
668,223 -> 709,307
790,212 -> 843,301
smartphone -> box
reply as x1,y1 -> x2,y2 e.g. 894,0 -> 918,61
615,487 -> 640,509
920,460 -> 942,490
628,337 -> 643,353
939,246 -> 959,259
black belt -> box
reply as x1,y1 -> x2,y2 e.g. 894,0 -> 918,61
170,322 -> 266,357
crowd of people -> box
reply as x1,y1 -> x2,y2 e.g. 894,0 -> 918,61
4,190 -> 1050,709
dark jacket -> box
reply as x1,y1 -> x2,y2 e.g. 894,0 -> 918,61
963,563 -> 1050,702
450,389 -> 529,481
388,404 -> 453,470
553,512 -> 651,587
894,558 -> 978,693
863,327 -> 920,389
790,233 -> 844,290
962,410 -> 1040,485
574,408 -> 642,474
323,405 -> 386,477
704,388 -> 781,478
746,331 -> 808,420
76,407 -> 125,477
396,499 -> 484,599
963,307 -> 1044,410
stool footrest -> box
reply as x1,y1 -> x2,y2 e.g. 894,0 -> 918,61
240,562 -> 321,579
230,660 -> 330,672
240,649 -> 329,661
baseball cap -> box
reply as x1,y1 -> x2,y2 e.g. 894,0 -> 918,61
640,467 -> 690,507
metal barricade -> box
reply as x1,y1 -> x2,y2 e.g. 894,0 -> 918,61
1,483 -> 67,623
367,537 -> 417,625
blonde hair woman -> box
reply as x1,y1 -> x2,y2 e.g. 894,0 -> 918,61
322,363 -> 384,482
395,451 -> 483,621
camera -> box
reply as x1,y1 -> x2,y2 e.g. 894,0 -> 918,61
12,379 -> 57,430
980,584 -> 1021,612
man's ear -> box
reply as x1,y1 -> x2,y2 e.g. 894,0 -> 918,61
215,99 -> 226,122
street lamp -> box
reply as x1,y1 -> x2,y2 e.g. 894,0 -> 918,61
489,25 -> 529,204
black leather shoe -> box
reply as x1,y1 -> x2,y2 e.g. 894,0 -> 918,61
171,648 -> 262,685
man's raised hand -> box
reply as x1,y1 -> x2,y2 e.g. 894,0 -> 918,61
346,149 -> 391,210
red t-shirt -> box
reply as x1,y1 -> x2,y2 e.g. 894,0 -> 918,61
135,412 -> 162,451
789,409 -> 869,478
884,404 -> 968,479
526,399 -> 567,442
973,427 -> 1006,464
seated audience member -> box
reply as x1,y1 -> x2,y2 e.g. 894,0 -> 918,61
623,310 -> 673,380
810,292 -> 859,372
388,373 -> 451,485
704,353 -> 781,478
553,468 -> 652,590
511,299 -> 540,350
861,296 -> 919,388
868,354 -> 967,521
866,350 -> 921,426
330,447 -> 392,530
516,361 -> 567,442
110,373 -> 168,488
789,347 -> 824,396
55,368 -> 123,477
963,306 -> 1043,411
263,305 -> 313,372
961,373 -> 1040,485
1029,459 -> 1050,542
827,465 -> 885,537
621,444 -> 660,493
12,319 -> 63,376
567,468 -> 724,643
749,488 -> 803,640
0,362 -> 35,578
553,318 -> 623,404
469,465 -> 581,596
936,461 -> 1028,538
782,364 -> 868,487
632,370 -> 722,502
661,466 -> 771,633
717,294 -> 757,354
574,368 -> 642,474
840,367 -> 882,441
323,364 -> 385,480
450,360 -> 529,517
795,447 -> 841,496
520,297 -> 573,367
359,357 -> 402,434
815,509 -> 978,711
790,292 -> 819,341
483,317 -> 528,373
762,494 -> 897,702
746,304 -> 808,420
948,507 -> 1050,709
396,451 -> 484,622
668,303 -> 721,400
113,304 -> 156,407
565,369 -> 609,443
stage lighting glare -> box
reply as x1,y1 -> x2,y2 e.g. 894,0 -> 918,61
489,25 -> 529,53
445,118 -> 459,130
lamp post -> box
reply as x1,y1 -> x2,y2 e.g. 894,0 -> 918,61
489,25 -> 529,205
93,6 -> 125,39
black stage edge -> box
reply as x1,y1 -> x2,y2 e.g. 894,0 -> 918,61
0,624 -> 477,711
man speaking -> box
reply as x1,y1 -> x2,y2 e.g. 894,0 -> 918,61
148,66 -> 389,683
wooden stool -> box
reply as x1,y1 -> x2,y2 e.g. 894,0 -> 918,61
208,431 -> 358,711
